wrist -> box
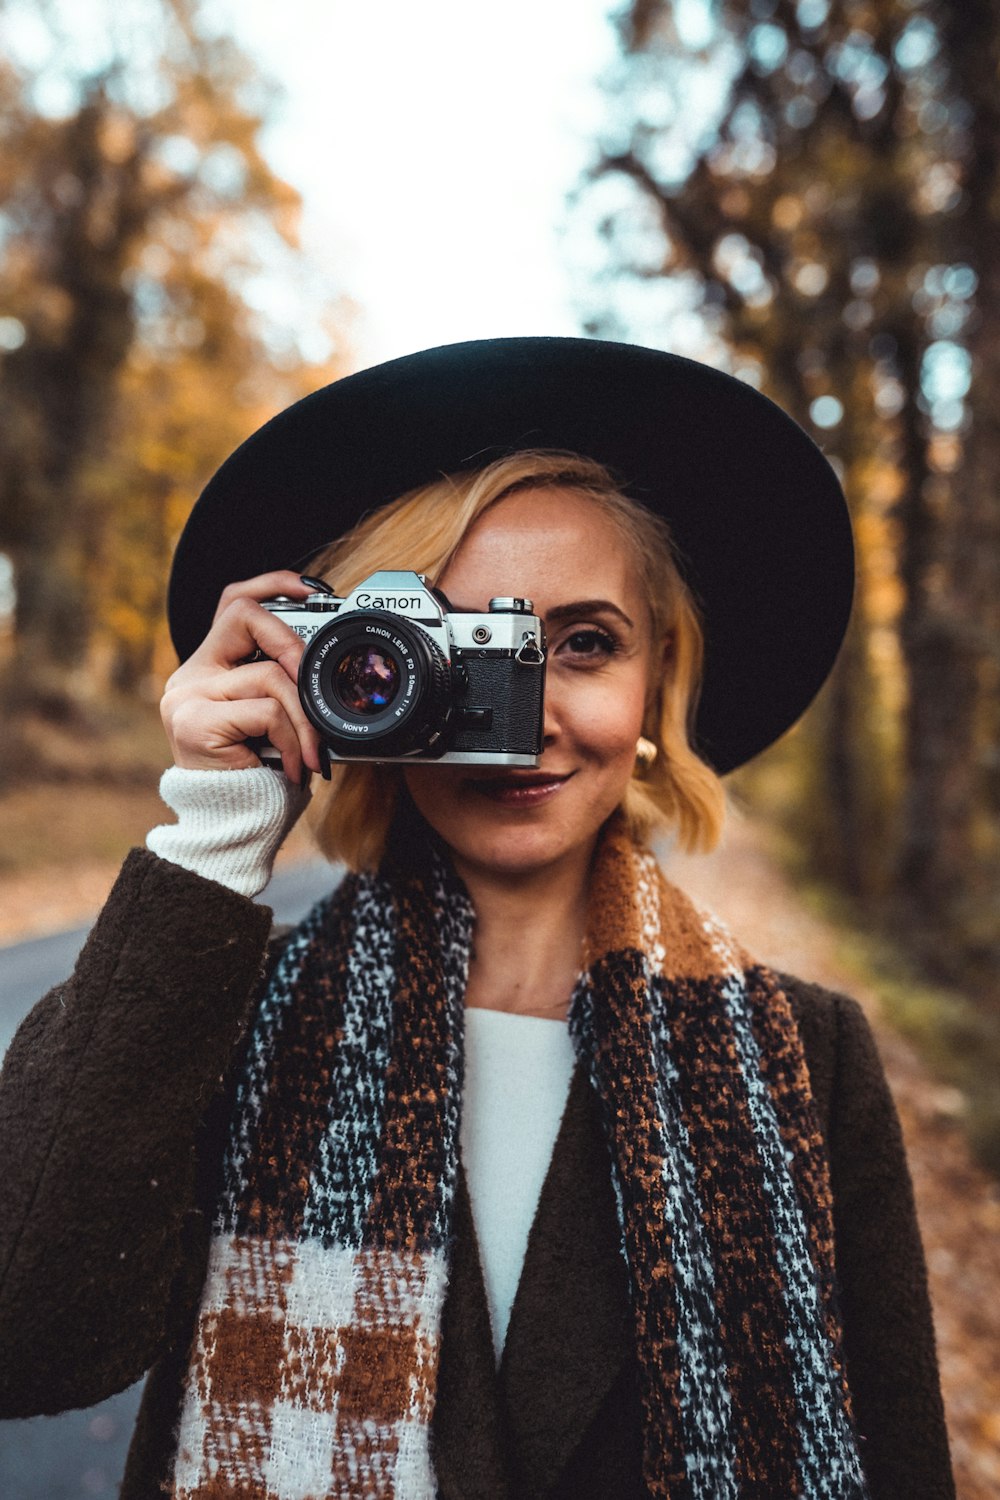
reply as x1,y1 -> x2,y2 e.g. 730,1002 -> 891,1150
146,765 -> 313,899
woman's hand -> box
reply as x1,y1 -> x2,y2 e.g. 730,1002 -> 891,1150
160,571 -> 323,784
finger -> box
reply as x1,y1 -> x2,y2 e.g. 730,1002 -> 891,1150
171,697 -> 306,783
190,596 -> 311,680
162,641 -> 324,774
162,676 -> 321,777
211,571 -> 318,627
198,661 -> 323,773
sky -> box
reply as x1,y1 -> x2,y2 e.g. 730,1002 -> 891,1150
207,0 -> 623,367
1,0 -> 734,372
214,0 -> 971,417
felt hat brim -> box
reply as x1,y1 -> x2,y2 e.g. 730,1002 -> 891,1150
167,336 -> 853,774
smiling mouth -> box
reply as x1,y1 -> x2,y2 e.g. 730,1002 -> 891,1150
467,771 -> 574,806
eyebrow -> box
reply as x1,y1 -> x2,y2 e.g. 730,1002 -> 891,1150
451,597 -> 636,628
546,599 -> 636,629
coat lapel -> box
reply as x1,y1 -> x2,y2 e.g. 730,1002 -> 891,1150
433,1165 -> 514,1500
432,1061 -> 634,1500
499,1061 -> 633,1498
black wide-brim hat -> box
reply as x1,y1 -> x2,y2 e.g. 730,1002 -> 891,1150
168,336 -> 853,774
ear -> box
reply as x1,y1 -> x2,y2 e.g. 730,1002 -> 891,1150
645,632 -> 674,717
660,631 -> 675,672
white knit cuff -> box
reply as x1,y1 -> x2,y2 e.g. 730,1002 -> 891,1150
146,765 -> 312,899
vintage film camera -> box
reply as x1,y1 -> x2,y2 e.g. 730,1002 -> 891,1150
258,570 -> 546,776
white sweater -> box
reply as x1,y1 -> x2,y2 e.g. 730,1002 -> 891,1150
147,765 -> 576,1360
461,1007 -> 576,1362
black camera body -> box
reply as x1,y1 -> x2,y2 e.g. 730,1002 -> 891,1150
259,570 -> 546,776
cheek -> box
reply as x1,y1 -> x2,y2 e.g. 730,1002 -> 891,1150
563,669 -> 649,761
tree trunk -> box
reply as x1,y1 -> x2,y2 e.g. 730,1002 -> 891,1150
893,0 -> 1000,968
0,91 -> 143,710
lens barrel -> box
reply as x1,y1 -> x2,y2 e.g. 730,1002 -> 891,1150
299,610 -> 452,756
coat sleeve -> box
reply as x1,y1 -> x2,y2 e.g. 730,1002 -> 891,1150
0,848 -> 274,1417
826,989 -> 955,1500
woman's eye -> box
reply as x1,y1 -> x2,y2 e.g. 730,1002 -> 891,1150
561,628 -> 618,660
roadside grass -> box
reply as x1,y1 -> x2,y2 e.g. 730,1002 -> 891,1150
0,781 -> 169,874
0,701 -> 168,876
0,698 -> 318,886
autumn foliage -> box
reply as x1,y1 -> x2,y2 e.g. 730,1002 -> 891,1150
584,0 -> 1000,1165
587,0 -> 999,972
0,0 -> 350,718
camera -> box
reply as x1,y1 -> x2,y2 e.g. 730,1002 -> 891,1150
257,570 -> 546,776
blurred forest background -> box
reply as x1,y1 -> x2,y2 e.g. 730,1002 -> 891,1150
580,0 -> 1000,1173
0,0 -> 348,756
0,0 -> 998,1171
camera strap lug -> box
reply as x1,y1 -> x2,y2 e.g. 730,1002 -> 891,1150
515,634 -> 545,666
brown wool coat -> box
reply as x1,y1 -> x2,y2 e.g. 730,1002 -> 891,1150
0,849 -> 955,1499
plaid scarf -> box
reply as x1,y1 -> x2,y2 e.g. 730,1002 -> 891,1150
170,815 -> 869,1499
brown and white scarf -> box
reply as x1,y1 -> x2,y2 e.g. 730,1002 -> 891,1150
170,815 -> 869,1499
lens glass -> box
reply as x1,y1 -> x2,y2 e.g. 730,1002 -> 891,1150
334,645 -> 401,715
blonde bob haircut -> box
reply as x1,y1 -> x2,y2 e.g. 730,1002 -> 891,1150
306,450 -> 728,870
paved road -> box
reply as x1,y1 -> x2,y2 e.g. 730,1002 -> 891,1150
0,858 -> 337,1500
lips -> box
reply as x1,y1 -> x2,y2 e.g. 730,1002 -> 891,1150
467,771 -> 573,806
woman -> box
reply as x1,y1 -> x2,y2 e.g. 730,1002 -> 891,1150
0,338 -> 953,1499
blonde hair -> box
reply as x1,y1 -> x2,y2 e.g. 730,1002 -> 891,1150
306,451 -> 728,869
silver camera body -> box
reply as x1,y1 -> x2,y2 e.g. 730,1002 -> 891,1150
259,570 -> 546,775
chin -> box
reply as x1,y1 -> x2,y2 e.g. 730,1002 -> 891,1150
404,766 -> 634,883
464,829 -> 578,877
431,803 -> 617,883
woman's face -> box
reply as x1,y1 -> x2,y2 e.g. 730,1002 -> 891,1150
403,486 -> 663,885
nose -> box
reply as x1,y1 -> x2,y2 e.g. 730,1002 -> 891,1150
542,684 -> 561,748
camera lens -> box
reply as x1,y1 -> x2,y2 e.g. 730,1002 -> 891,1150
333,645 -> 401,714
299,610 -> 452,757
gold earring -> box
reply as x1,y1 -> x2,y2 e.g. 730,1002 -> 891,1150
634,736 -> 658,774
